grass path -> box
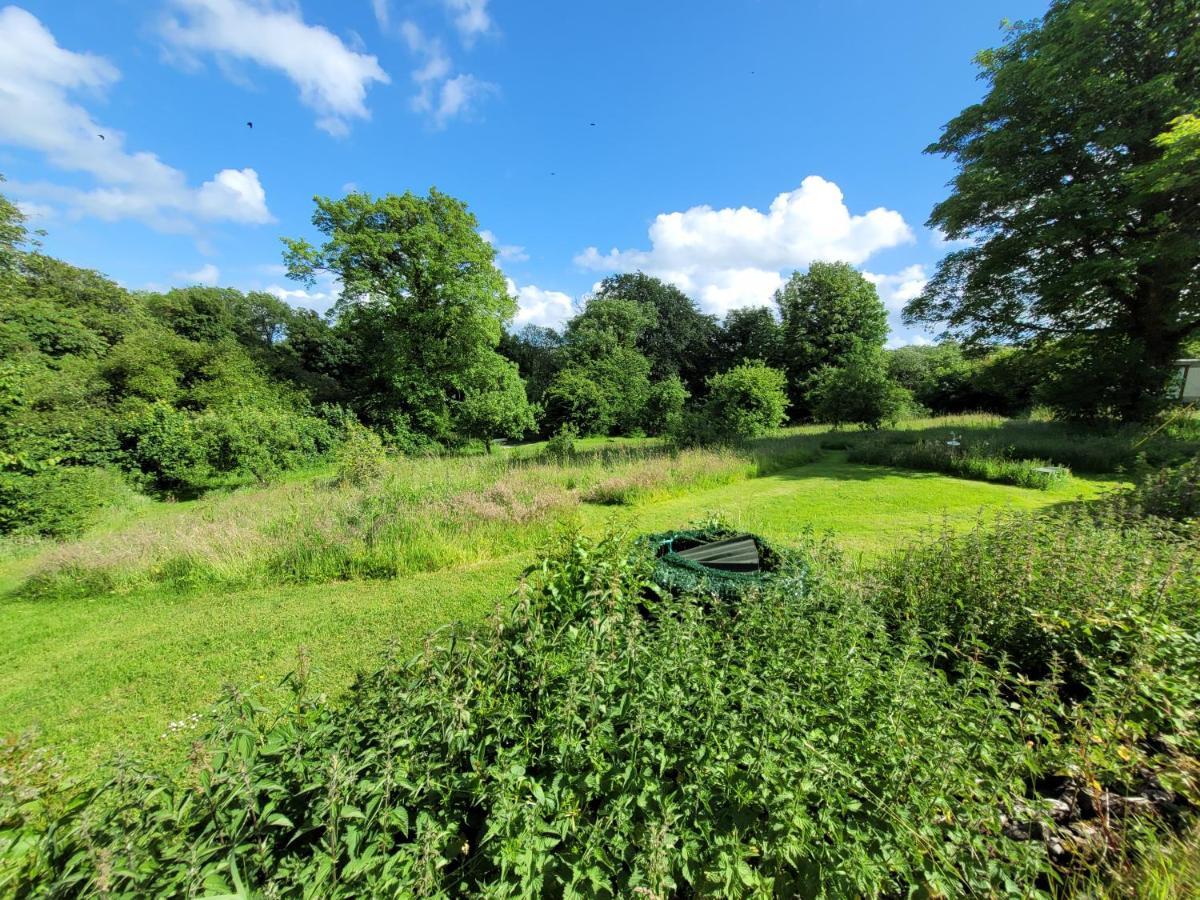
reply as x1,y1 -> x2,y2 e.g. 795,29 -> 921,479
0,455 -> 1113,773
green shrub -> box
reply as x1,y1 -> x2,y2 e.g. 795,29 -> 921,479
807,350 -> 910,430
1101,456 -> 1200,524
0,466 -> 133,537
333,423 -> 388,486
641,375 -> 688,436
542,424 -> 578,462
701,361 -> 789,440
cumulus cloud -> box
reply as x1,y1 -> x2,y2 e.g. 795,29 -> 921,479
864,264 -> 928,313
575,176 -> 914,316
161,0 -> 389,136
177,262 -> 221,285
442,0 -> 493,45
506,278 -> 574,330
480,229 -> 529,262
400,20 -> 494,127
0,6 -> 272,230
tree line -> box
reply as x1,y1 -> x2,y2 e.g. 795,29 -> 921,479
2,0 -> 1197,535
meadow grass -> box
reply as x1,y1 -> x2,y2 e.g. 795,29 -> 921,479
0,439 -> 1114,773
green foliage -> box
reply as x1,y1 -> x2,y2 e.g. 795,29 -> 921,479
541,424 -> 578,462
498,324 -> 563,405
284,188 -> 515,443
0,466 -> 133,538
808,349 -> 911,429
1103,456 -> 1200,525
454,355 -> 536,452
11,506 -> 1197,896
0,531 -> 1044,896
542,301 -> 654,436
591,272 -> 718,390
849,438 -> 1070,489
334,423 -> 388,486
715,306 -> 781,372
775,262 -> 889,415
908,0 -> 1200,420
702,361 -> 790,440
641,375 -> 688,436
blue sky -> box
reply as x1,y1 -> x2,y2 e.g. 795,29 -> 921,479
0,0 -> 1049,344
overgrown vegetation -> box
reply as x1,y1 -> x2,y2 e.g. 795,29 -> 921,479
848,438 -> 1069,489
4,461 -> 1196,896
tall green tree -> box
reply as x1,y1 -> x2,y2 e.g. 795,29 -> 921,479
543,297 -> 654,435
284,189 -> 517,441
591,273 -> 718,390
905,0 -> 1200,420
715,306 -> 782,371
774,262 -> 888,416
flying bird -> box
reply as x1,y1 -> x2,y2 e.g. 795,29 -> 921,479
246,121 -> 253,129
97,133 -> 105,140
589,122 -> 596,126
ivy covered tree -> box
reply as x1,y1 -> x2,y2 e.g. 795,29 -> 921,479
775,262 -> 888,417
284,188 -> 517,442
906,0 -> 1200,420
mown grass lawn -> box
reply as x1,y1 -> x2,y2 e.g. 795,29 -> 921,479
0,448 -> 1116,775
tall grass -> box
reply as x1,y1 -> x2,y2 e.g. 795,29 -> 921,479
18,436 -> 826,599
848,438 -> 1070,488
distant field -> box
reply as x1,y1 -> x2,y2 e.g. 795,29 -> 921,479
0,416 -> 1122,775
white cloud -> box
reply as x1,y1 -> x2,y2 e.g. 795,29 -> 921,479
265,270 -> 341,313
575,176 -> 914,316
177,262 -> 221,285
15,200 -> 54,223
506,278 -> 574,329
370,0 -> 390,30
442,0 -> 492,45
341,181 -> 358,194
930,227 -> 974,250
400,20 -> 494,127
864,264 -> 928,312
161,0 -> 389,136
0,6 -> 272,230
886,332 -> 935,350
480,229 -> 529,262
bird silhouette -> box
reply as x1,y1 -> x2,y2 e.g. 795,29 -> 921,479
246,121 -> 253,129
589,122 -> 596,126
97,133 -> 105,140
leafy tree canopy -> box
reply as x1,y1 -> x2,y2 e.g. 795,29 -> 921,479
591,273 -> 718,389
284,188 -> 515,440
775,262 -> 888,415
906,0 -> 1200,420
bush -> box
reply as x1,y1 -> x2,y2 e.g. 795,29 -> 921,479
702,361 -> 789,440
1,532 -> 1053,896
807,350 -> 910,429
7,517 -> 1200,895
541,424 -> 578,462
0,466 -> 133,537
641,375 -> 688,436
1102,456 -> 1200,524
333,423 -> 388,486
